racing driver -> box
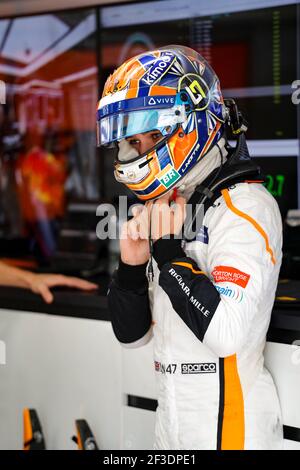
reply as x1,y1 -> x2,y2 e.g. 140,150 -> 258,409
97,45 -> 283,450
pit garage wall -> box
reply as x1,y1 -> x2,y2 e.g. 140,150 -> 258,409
0,309 -> 299,450
0,309 -> 123,450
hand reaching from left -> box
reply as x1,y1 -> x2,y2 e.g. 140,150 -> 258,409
28,273 -> 98,304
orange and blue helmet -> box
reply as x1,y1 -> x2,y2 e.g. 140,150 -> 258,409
97,45 -> 227,201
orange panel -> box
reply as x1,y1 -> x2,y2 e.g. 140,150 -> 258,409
221,355 -> 245,450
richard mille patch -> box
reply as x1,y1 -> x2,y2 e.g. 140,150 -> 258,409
181,363 -> 217,374
168,267 -> 211,317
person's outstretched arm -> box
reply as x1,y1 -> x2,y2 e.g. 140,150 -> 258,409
0,261 -> 98,304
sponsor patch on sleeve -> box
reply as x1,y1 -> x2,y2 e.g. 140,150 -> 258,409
213,284 -> 244,303
196,225 -> 209,244
211,266 -> 250,288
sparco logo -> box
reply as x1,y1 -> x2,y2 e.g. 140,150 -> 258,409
142,53 -> 174,86
181,363 -> 216,374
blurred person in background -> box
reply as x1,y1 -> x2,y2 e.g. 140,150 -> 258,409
16,129 -> 67,259
0,115 -> 98,302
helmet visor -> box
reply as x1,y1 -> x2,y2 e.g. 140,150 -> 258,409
96,105 -> 186,147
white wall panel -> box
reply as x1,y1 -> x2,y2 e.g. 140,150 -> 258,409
0,309 -> 122,450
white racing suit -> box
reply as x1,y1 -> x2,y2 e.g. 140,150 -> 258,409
108,181 -> 284,450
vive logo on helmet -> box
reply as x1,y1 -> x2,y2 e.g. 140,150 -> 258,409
157,164 -> 180,189
141,52 -> 175,86
146,96 -> 175,107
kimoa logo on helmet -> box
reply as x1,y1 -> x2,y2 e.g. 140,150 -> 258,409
141,52 -> 175,86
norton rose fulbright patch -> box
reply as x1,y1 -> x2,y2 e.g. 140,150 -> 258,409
211,266 -> 250,288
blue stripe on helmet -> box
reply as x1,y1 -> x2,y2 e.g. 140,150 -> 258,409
134,178 -> 160,197
137,86 -> 150,97
138,54 -> 157,69
156,143 -> 172,170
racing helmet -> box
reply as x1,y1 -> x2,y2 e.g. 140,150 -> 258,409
97,45 -> 227,201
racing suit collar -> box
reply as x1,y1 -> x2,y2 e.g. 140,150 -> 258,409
176,138 -> 228,200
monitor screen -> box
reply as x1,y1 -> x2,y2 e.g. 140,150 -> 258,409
254,156 -> 298,219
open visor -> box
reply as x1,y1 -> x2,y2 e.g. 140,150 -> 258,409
97,105 -> 187,147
